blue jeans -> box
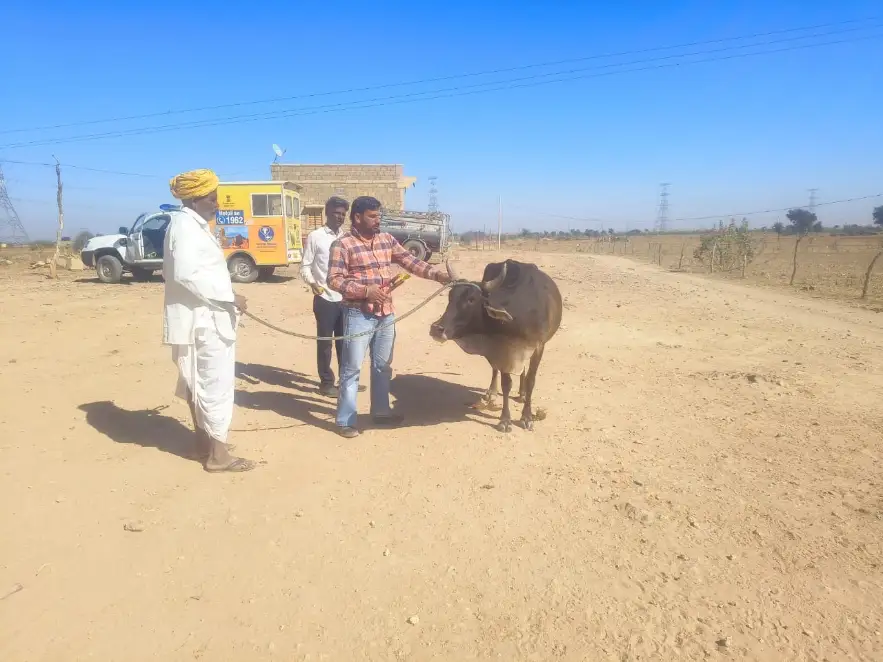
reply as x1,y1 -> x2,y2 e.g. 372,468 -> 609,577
336,308 -> 396,428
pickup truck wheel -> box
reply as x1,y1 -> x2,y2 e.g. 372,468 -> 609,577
258,266 -> 276,280
229,255 -> 259,283
131,267 -> 153,282
96,255 -> 123,284
403,239 -> 428,261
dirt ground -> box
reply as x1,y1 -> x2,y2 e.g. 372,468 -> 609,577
1,250 -> 882,661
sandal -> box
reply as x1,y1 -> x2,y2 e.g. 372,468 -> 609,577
204,457 -> 256,473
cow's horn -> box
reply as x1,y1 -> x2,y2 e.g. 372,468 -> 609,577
445,259 -> 458,281
483,261 -> 507,292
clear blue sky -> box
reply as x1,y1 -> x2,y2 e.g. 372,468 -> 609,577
1,0 -> 881,239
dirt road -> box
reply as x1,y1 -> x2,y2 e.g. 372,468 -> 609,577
2,250 -> 882,661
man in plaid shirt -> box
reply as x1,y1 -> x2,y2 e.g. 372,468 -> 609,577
327,195 -> 452,438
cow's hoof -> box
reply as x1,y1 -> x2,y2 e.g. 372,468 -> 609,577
495,420 -> 512,433
470,399 -> 500,412
520,417 -> 534,431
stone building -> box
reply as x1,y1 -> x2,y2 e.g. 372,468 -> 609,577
269,163 -> 417,234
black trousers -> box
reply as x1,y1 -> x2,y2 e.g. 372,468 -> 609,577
313,295 -> 344,387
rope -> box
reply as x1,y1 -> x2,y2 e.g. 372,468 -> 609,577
240,282 -> 455,341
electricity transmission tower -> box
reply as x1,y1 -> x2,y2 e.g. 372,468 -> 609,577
428,175 -> 439,215
654,182 -> 670,233
0,165 -> 30,245
808,188 -> 819,213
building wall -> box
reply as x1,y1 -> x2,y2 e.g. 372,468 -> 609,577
270,163 -> 410,212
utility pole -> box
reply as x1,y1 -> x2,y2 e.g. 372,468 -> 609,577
497,195 -> 502,251
49,157 -> 64,280
654,182 -> 670,233
428,175 -> 439,216
0,165 -> 30,245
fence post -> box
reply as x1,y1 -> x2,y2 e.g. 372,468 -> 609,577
741,253 -> 747,278
657,243 -> 662,266
861,249 -> 883,299
710,241 -> 717,273
678,243 -> 686,271
789,235 -> 803,286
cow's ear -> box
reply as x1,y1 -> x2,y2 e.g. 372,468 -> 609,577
484,305 -> 513,322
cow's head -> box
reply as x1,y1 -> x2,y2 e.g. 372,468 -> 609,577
429,261 -> 512,342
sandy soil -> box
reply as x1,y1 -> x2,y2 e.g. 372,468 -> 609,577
1,250 -> 882,661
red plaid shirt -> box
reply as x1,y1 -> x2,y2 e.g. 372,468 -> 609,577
327,229 -> 441,316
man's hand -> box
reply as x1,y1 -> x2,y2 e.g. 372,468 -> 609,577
431,266 -> 453,284
310,283 -> 325,296
365,285 -> 390,305
233,294 -> 248,312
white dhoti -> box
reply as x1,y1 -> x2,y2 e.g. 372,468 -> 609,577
172,323 -> 236,444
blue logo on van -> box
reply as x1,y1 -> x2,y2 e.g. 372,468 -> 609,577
258,226 -> 275,242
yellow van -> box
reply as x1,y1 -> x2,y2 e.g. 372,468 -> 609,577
213,180 -> 303,282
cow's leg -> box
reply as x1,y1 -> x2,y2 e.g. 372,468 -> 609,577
512,369 -> 527,402
520,345 -> 545,431
471,367 -> 500,411
496,372 -> 513,433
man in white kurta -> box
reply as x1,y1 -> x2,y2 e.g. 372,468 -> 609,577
164,168 -> 255,473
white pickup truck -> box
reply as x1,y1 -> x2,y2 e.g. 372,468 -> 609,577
80,208 -> 174,283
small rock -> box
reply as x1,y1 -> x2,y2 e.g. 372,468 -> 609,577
407,615 -> 419,625
295,510 -> 304,518
687,516 -> 698,528
803,629 -> 814,637
369,520 -> 375,528
383,549 -> 390,557
716,636 -> 730,648
726,554 -> 735,561
123,521 -> 145,533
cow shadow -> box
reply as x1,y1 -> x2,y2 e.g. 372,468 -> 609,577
78,401 -> 199,463
388,373 -> 494,429
236,362 -> 321,395
235,389 -> 337,433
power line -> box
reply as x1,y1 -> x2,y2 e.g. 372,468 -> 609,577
0,158 -> 258,181
670,193 -> 882,222
2,28 -> 880,150
3,16 -> 877,137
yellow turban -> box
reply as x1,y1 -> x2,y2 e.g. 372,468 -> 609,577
169,168 -> 219,200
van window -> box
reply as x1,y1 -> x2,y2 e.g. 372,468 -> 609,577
252,193 -> 283,217
284,195 -> 301,218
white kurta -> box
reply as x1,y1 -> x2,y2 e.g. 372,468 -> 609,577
163,207 -> 238,443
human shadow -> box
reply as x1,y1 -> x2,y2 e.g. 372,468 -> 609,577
388,373 -> 494,429
234,389 -> 337,433
259,274 -> 296,284
236,362 -> 321,395
78,401 -> 199,463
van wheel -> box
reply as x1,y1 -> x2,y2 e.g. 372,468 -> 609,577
96,255 -> 123,284
258,266 -> 276,281
403,239 -> 427,261
229,255 -> 259,283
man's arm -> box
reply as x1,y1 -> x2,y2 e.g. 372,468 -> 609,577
168,219 -> 234,310
390,238 -> 443,282
327,240 -> 369,300
299,232 -> 318,286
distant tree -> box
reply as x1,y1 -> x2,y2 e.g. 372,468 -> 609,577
873,205 -> 883,226
520,228 -> 531,237
811,221 -> 823,233
786,208 -> 817,236
772,221 -> 785,236
607,228 -> 615,236
72,231 -> 94,252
